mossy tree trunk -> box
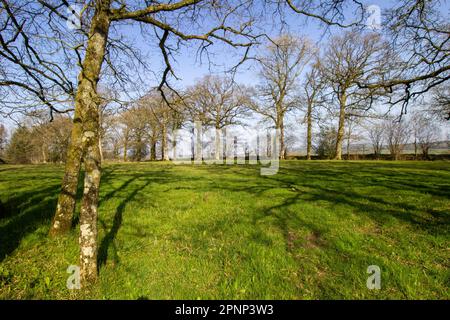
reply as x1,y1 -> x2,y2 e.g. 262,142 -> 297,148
49,1 -> 111,238
79,121 -> 102,286
150,137 -> 157,161
99,135 -> 104,162
77,2 -> 111,286
49,0 -> 111,285
49,113 -> 84,236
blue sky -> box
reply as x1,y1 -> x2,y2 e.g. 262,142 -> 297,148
162,0 -> 401,87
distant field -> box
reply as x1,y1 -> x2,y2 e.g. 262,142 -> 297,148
0,161 -> 449,299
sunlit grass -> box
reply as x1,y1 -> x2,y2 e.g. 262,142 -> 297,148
0,161 -> 449,299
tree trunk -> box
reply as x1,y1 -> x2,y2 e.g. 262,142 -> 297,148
99,135 -> 104,162
161,124 -> 169,161
50,1 -> 111,241
256,134 -> 260,161
135,133 -> 142,162
233,136 -> 237,161
422,146 -> 430,160
77,3 -> 110,286
52,1 -> 111,285
306,102 -> 312,160
215,126 -> 221,161
346,123 -> 352,160
278,116 -> 285,160
49,115 -> 84,236
79,117 -> 102,287
414,137 -> 418,160
223,127 -> 228,161
334,92 -> 346,160
123,127 -> 129,162
42,145 -> 47,163
150,138 -> 156,161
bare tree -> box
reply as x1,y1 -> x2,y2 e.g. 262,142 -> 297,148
1,0 -> 447,288
284,1 -> 449,117
118,105 -> 152,162
0,124 -> 7,158
359,0 -> 450,114
252,34 -> 313,159
140,92 -> 175,161
319,31 -> 391,160
302,59 -> 323,160
186,75 -> 250,160
365,121 -> 385,159
384,119 -> 410,160
0,0 -> 263,286
411,112 -> 441,159
429,83 -> 450,121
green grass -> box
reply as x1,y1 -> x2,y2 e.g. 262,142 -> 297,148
0,161 -> 449,299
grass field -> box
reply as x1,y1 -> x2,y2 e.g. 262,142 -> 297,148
0,161 -> 449,299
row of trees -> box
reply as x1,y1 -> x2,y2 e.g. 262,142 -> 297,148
2,90 -> 444,164
314,113 -> 442,160
1,116 -> 72,164
2,29 -> 448,163
3,32 -> 448,165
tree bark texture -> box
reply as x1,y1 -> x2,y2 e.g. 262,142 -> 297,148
334,92 -> 346,160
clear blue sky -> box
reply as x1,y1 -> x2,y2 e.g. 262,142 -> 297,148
156,0 -> 406,88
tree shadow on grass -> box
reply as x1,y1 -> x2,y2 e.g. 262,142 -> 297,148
0,184 -> 60,262
256,167 -> 450,236
0,166 -> 118,263
170,163 -> 450,236
97,172 -> 169,268
0,164 -> 178,265
0,170 -> 87,262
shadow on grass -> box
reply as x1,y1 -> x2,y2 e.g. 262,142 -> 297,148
0,164 -> 183,265
96,167 -> 178,268
97,177 -> 152,268
0,170 -> 87,262
1,162 -> 449,267
178,163 -> 450,236
0,184 -> 60,262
